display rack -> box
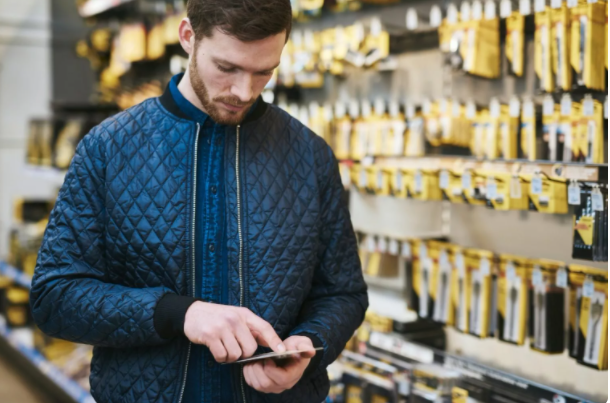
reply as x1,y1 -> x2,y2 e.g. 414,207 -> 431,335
0,261 -> 94,403
366,331 -> 597,403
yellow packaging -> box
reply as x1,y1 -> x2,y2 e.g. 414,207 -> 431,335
497,255 -> 530,345
470,109 -> 488,158
530,259 -> 566,354
369,166 -> 392,196
542,104 -> 561,161
520,173 -> 568,214
551,4 -> 572,91
404,112 -> 426,157
568,265 -> 608,370
368,111 -> 389,157
567,101 -> 583,162
333,108 -> 353,160
452,387 -> 469,403
464,249 -> 494,338
520,101 -> 537,161
362,28 -> 390,67
484,172 -> 529,210
428,242 -> 455,325
385,108 -> 407,156
391,168 -> 407,198
147,23 -> 165,60
351,115 -> 370,160
461,18 -> 501,78
499,107 -> 520,160
405,169 -> 442,201
460,169 -> 487,206
570,2 -> 607,91
452,246 -> 470,333
484,110 -> 500,160
506,12 -> 525,76
440,169 -> 465,204
580,98 -> 605,163
423,101 -> 442,147
535,10 -> 554,92
351,164 -> 368,192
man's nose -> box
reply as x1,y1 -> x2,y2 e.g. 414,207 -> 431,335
231,74 -> 253,103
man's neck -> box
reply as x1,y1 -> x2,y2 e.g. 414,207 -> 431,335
177,69 -> 208,114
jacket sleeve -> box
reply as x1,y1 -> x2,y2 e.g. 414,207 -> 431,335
30,127 -> 176,348
290,136 -> 368,371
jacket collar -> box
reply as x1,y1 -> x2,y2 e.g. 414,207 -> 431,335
159,76 -> 268,125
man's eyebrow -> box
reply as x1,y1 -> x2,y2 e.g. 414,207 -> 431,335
212,57 -> 280,73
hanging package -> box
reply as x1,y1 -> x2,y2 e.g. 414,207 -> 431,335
497,255 -> 530,345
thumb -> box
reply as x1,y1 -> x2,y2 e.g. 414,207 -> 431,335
297,342 -> 316,358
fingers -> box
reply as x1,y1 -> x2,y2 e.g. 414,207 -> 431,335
263,359 -> 302,390
244,312 -> 285,352
208,340 -> 228,363
220,330 -> 242,362
248,362 -> 282,393
244,364 -> 260,390
234,323 -> 258,359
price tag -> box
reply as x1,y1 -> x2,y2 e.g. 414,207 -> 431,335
535,0 -> 546,12
452,101 -> 461,117
466,101 -> 477,119
485,0 -> 497,19
543,95 -> 555,116
359,169 -> 368,188
592,188 -> 604,211
401,241 -> 412,258
374,98 -> 386,116
486,178 -> 498,200
440,250 -> 450,270
523,100 -> 534,118
561,94 -> 572,116
414,170 -> 423,193
377,170 -> 384,189
583,277 -> 595,298
447,4 -> 459,24
567,0 -> 577,6
551,0 -> 562,8
389,101 -> 400,118
389,239 -> 399,255
480,258 -> 491,276
506,262 -> 516,281
349,100 -> 360,119
501,0 -> 513,17
378,237 -> 388,253
361,156 -> 374,166
406,103 -> 415,119
419,243 -> 428,260
395,170 -> 403,191
587,0 -> 598,3
520,0 -> 532,14
461,2 -> 472,21
489,98 -> 500,118
582,96 -> 594,117
532,267 -> 544,286
530,175 -> 543,195
462,171 -> 472,190
361,100 -> 372,118
440,170 -> 450,189
510,175 -> 522,198
556,268 -> 568,288
430,5 -> 442,28
366,236 -> 377,252
568,181 -> 581,205
406,8 -> 418,30
423,99 -> 431,115
509,97 -> 520,117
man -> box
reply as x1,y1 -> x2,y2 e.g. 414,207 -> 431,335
30,0 -> 367,402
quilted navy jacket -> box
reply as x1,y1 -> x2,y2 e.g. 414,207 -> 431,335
30,86 -> 368,403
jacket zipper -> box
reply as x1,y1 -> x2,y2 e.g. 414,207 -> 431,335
178,123 -> 200,403
236,125 -> 247,403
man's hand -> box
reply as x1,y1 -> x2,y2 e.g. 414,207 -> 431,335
184,301 -> 285,363
243,335 -> 316,394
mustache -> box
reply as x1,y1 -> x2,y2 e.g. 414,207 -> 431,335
213,95 -> 255,108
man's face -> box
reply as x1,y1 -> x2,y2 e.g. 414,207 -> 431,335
188,28 -> 285,125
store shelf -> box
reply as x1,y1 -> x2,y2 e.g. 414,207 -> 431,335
78,0 -> 135,17
350,156 -> 607,182
366,331 -> 598,403
23,166 -> 67,187
0,262 -> 94,403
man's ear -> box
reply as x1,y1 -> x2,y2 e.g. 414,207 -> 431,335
178,18 -> 195,55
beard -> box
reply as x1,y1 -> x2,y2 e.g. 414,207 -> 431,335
189,55 -> 255,126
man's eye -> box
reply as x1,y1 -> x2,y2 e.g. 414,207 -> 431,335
217,65 -> 235,73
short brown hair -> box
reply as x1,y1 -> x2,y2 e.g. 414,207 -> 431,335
186,0 -> 292,42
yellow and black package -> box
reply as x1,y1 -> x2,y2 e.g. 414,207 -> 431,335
405,239 -> 419,313
570,2 -> 607,91
452,246 -> 470,333
416,241 -> 435,319
520,172 -> 568,214
461,13 -> 501,78
333,102 -> 352,160
568,265 -> 608,370
369,99 -> 390,157
460,169 -> 487,205
362,18 -> 390,67
506,12 -> 525,77
484,100 -> 501,160
369,166 -> 391,196
580,96 -> 605,164
483,172 -> 529,210
528,260 -> 566,354
535,9 -> 554,92
0,276 -> 11,318
499,102 -> 520,160
423,100 -> 442,148
439,168 -> 465,204
572,184 -> 607,261
541,96 -> 560,161
497,255 -> 529,345
364,236 -> 399,278
520,100 -> 540,160
464,249 -> 494,338
350,163 -> 368,193
4,286 -> 31,328
470,108 -> 488,159
550,4 -> 572,91
351,101 -> 370,160
391,168 -> 407,198
405,169 -> 442,201
429,242 -> 455,325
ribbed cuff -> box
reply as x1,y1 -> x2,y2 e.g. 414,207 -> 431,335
295,333 -> 324,378
154,294 -> 201,340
